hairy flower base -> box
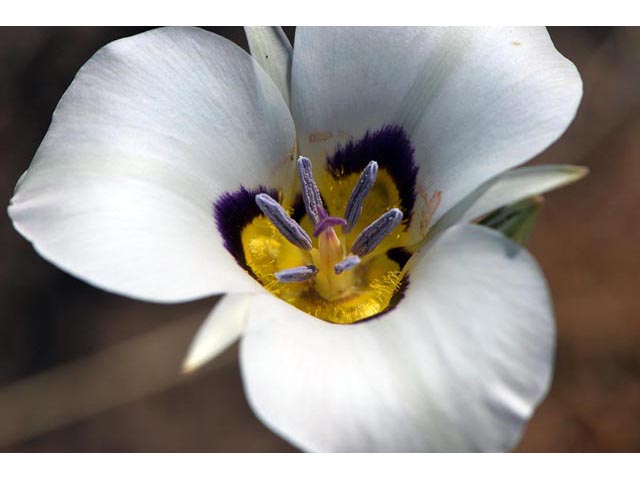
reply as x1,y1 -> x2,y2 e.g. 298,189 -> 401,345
241,168 -> 412,324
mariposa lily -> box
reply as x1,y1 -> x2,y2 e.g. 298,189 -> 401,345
8,27 -> 585,452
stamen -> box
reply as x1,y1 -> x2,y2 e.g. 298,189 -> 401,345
297,156 -> 327,225
351,208 -> 403,257
275,265 -> 318,283
255,193 -> 312,250
343,161 -> 378,233
334,255 -> 361,275
313,216 -> 347,237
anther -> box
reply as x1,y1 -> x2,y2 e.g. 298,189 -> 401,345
255,193 -> 312,250
351,208 -> 403,257
343,161 -> 378,233
297,156 -> 327,225
334,255 -> 361,275
275,265 -> 318,283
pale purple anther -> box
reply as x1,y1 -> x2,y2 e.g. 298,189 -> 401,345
255,193 -> 312,250
343,161 -> 378,233
297,156 -> 327,226
351,208 -> 403,257
275,265 -> 318,283
334,255 -> 361,275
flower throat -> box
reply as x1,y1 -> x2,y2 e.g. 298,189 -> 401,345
215,126 -> 438,324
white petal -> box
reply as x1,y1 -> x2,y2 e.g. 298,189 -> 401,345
431,164 -> 588,236
245,27 -> 292,107
240,225 -> 554,452
292,27 -> 582,223
9,27 -> 295,303
182,294 -> 252,374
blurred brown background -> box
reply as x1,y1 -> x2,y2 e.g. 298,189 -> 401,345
0,27 -> 638,452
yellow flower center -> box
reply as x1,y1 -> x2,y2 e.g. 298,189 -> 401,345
241,165 -> 411,324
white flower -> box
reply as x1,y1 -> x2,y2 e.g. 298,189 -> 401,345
8,27 -> 585,452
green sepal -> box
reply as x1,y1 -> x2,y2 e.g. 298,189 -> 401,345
479,196 -> 543,246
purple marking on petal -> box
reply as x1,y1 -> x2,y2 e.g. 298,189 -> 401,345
327,125 -> 418,223
289,193 -> 306,223
214,186 -> 278,268
386,247 -> 412,269
313,216 -> 347,237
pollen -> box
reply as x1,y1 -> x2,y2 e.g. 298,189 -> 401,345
239,156 -> 416,324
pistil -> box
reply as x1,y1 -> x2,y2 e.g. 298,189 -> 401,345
313,216 -> 347,237
313,226 -> 353,298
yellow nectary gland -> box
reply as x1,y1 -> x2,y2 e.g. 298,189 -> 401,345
241,170 -> 409,324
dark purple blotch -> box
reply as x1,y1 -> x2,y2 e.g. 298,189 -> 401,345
326,125 -> 418,223
386,247 -> 412,270
289,194 -> 306,223
214,186 -> 278,269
